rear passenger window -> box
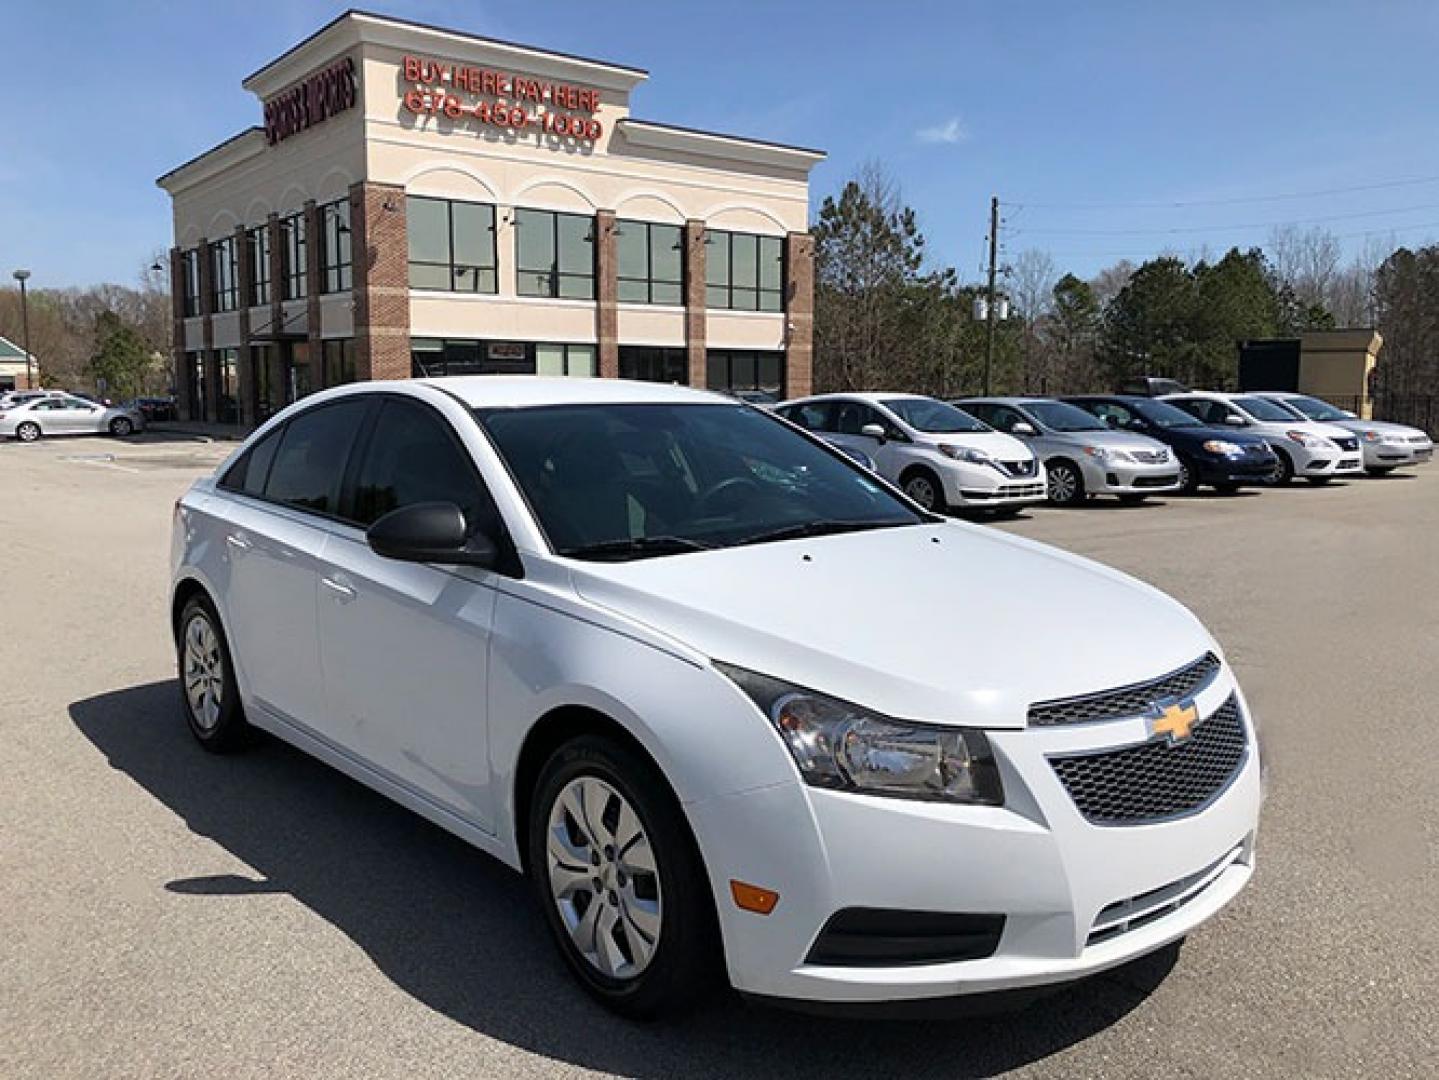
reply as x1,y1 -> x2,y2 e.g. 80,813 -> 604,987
264,399 -> 369,515
350,399 -> 499,537
219,428 -> 282,497
785,402 -> 833,432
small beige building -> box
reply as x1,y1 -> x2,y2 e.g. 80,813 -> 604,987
157,10 -> 823,426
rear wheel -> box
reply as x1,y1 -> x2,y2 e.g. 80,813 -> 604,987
15,421 -> 40,443
900,468 -> 945,513
177,595 -> 251,752
1046,461 -> 1085,506
108,416 -> 134,436
529,735 -> 720,1020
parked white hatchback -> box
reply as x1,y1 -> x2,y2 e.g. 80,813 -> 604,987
775,393 -> 1046,514
1254,392 -> 1433,476
172,378 -> 1261,1017
1162,391 -> 1363,485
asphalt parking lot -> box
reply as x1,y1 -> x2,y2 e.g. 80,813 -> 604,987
2,433 -> 1435,1079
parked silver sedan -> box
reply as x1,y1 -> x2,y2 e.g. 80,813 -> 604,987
1254,392 -> 1433,476
0,394 -> 145,441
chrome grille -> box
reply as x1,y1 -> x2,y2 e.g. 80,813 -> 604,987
1028,653 -> 1220,727
1050,696 -> 1248,826
1130,449 -> 1169,464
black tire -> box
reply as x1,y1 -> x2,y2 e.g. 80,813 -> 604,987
109,416 -> 134,436
1046,460 -> 1085,506
1366,466 -> 1396,477
1213,482 -> 1242,495
1117,494 -> 1146,505
1264,447 -> 1294,486
528,735 -> 721,1020
1176,456 -> 1200,494
900,468 -> 946,513
176,594 -> 252,752
15,421 -> 41,443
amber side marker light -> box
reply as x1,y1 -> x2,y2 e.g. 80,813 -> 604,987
730,880 -> 780,915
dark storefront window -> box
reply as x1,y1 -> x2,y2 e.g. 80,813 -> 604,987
319,200 -> 352,293
616,219 -> 683,305
705,230 -> 783,312
185,351 -> 205,420
619,346 -> 687,385
291,341 -> 313,400
252,344 -> 276,420
280,213 -> 307,300
322,339 -> 357,385
407,195 -> 498,293
217,348 -> 238,424
707,350 -> 785,396
247,226 -> 271,307
516,209 -> 595,299
412,338 -> 538,377
211,237 -> 239,313
181,250 -> 201,317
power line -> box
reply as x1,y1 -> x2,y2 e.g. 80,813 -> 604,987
1004,173 -> 1439,211
1009,202 -> 1439,238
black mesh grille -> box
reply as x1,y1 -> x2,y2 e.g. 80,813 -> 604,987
1028,653 -> 1221,727
1334,436 -> 1359,451
998,458 -> 1037,478
1050,696 -> 1248,825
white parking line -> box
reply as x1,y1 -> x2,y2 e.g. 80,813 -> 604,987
61,456 -> 142,474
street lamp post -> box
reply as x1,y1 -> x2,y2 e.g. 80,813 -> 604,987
12,269 -> 34,388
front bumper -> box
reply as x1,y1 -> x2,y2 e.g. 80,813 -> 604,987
690,673 -> 1261,1003
938,461 -> 1048,507
1363,440 -> 1433,468
1078,457 -> 1182,495
1194,453 -> 1275,485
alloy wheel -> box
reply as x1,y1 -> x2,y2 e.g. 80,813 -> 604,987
16,422 -> 39,443
545,776 -> 662,980
904,475 -> 938,510
1048,464 -> 1079,504
183,612 -> 225,731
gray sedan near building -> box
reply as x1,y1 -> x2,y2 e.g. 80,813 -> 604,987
956,396 -> 1182,506
0,393 -> 145,441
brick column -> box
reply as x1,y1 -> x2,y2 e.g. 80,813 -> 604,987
234,224 -> 257,428
266,213 -> 285,407
784,231 -> 815,399
595,210 -> 619,379
684,220 -> 707,388
198,239 -> 218,422
350,182 -> 411,381
304,200 -> 323,389
169,247 -> 191,421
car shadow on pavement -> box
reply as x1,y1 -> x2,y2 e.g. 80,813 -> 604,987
71,681 -> 1178,1079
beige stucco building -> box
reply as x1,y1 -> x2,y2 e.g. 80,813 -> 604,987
158,10 -> 822,426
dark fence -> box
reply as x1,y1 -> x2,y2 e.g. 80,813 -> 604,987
1313,394 -> 1438,436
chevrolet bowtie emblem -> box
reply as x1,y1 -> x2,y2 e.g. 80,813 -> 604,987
1149,700 -> 1199,744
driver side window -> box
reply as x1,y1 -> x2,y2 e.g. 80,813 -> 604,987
834,401 -> 879,436
1091,403 -> 1134,428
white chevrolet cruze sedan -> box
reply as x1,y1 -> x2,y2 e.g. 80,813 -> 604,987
171,378 -> 1262,1018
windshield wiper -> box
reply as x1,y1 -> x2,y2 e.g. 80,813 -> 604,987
736,519 -> 909,547
560,535 -> 715,561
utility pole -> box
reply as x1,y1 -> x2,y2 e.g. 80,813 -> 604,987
12,269 -> 33,388
982,196 -> 999,395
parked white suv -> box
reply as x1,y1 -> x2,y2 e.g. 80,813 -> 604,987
775,393 -> 1046,514
1253,392 -> 1433,476
172,378 -> 1260,1018
1162,391 -> 1363,485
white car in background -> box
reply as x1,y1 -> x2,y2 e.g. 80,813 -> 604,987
1254,392 -> 1433,476
0,393 -> 144,441
1161,392 -> 1363,485
776,393 -> 1046,515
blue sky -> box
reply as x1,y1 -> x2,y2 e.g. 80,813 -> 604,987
5,0 -> 1439,288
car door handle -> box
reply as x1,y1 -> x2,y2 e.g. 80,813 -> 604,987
321,575 -> 356,602
226,534 -> 252,552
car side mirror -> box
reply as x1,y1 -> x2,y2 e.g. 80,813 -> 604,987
1224,415 -> 1248,427
1011,421 -> 1037,436
367,501 -> 498,568
860,422 -> 887,442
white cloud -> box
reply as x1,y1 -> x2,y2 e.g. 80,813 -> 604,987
916,117 -> 968,145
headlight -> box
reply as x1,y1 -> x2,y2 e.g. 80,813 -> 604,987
1383,433 -> 1410,445
938,444 -> 993,466
717,664 -> 1003,805
1285,430 -> 1327,448
1202,439 -> 1242,455
1081,445 -> 1116,461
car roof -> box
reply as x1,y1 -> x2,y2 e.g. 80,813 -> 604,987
409,376 -> 728,408
780,392 -> 932,406
955,396 -> 1054,406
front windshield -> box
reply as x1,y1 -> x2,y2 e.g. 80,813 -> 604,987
476,403 -> 924,559
1279,395 -> 1348,422
1025,401 -> 1108,432
1131,399 -> 1205,429
882,397 -> 989,433
1233,396 -> 1303,422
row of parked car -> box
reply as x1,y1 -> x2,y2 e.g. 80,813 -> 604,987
0,389 -> 177,441
772,389 -> 1433,513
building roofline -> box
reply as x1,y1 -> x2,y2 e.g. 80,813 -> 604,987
155,127 -> 265,189
242,9 -> 649,90
618,117 -> 826,160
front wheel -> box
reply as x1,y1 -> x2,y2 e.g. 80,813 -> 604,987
529,736 -> 720,1020
900,469 -> 946,513
1046,461 -> 1085,506
1264,448 -> 1294,486
109,416 -> 134,436
15,421 -> 41,443
1176,456 -> 1200,494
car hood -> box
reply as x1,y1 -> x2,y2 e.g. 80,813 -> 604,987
1334,418 -> 1427,439
1253,419 -> 1353,440
1041,429 -> 1169,453
916,430 -> 1034,459
1165,425 -> 1272,448
567,523 -> 1214,729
